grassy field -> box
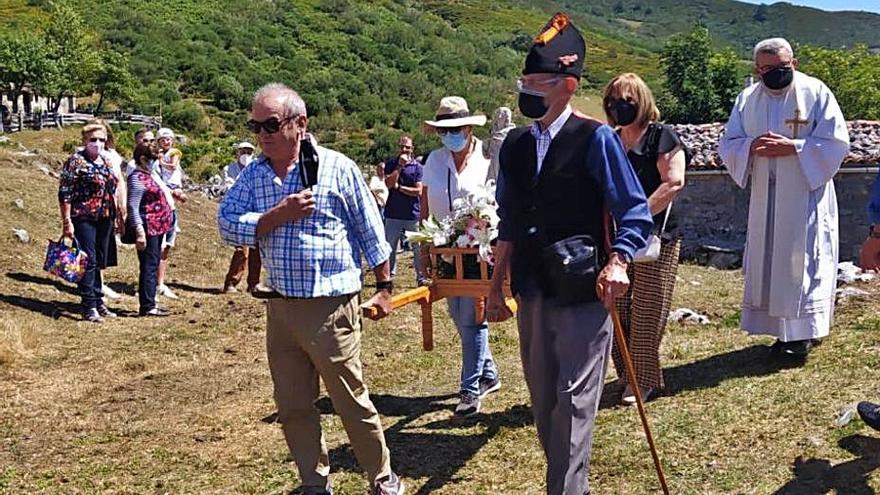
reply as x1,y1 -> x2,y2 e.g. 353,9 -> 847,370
2,129 -> 880,494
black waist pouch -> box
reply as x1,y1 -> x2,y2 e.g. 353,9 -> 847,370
540,235 -> 602,306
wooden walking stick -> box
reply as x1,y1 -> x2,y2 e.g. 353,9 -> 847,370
599,284 -> 670,495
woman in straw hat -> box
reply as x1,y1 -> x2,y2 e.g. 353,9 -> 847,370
420,96 -> 501,417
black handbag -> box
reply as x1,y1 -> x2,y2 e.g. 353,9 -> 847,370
120,222 -> 137,245
541,234 -> 602,306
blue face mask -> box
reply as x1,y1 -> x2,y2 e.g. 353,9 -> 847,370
440,131 -> 468,152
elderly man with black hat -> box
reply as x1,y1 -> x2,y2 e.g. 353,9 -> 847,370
486,13 -> 652,495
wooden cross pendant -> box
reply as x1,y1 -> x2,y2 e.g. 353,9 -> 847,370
785,108 -> 810,138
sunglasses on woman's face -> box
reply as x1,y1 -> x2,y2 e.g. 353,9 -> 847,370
247,116 -> 294,134
88,137 -> 107,143
436,127 -> 465,136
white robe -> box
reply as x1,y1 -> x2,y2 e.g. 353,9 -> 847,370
719,71 -> 849,342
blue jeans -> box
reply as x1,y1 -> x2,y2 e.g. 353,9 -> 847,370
73,217 -> 113,310
137,233 -> 164,313
447,297 -> 498,395
384,217 -> 425,281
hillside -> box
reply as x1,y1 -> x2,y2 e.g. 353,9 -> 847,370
3,0 -> 878,171
545,0 -> 880,53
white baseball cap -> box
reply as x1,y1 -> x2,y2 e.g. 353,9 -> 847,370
156,127 -> 175,139
237,141 -> 255,151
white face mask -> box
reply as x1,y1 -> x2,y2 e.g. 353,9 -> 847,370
238,153 -> 253,166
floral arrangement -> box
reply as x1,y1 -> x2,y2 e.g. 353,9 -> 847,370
405,180 -> 500,266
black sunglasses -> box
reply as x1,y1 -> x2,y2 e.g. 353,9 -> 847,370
247,116 -> 295,134
435,126 -> 465,135
88,137 -> 107,143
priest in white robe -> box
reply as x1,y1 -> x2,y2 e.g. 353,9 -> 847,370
719,38 -> 850,357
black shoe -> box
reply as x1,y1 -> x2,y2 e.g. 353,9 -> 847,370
858,402 -> 880,432
83,308 -> 103,323
290,486 -> 333,495
478,376 -> 501,399
139,307 -> 170,317
97,304 -> 117,318
769,339 -> 785,354
779,339 -> 818,357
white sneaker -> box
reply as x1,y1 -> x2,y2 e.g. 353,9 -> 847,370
102,284 -> 122,300
157,284 -> 179,300
621,384 -> 654,406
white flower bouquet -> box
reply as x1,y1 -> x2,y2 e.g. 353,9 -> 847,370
405,181 -> 500,278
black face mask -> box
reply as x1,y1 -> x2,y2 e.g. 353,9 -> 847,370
761,66 -> 794,90
518,92 -> 550,120
609,100 -> 638,127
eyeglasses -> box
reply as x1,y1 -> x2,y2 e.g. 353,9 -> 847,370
88,137 -> 107,143
517,77 -> 561,96
435,127 -> 465,135
247,116 -> 295,134
757,62 -> 793,73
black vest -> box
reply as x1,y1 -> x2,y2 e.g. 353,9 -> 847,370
499,114 -> 607,295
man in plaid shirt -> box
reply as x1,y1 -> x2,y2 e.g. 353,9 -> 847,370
218,83 -> 404,495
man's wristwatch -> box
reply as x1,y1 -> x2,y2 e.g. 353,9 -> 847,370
376,280 -> 394,294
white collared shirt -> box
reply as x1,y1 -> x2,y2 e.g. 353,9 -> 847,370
423,138 -> 490,220
529,104 -> 573,175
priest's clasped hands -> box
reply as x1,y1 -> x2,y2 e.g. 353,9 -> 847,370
750,132 -> 798,158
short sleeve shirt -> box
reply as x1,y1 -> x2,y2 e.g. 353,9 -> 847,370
382,158 -> 423,221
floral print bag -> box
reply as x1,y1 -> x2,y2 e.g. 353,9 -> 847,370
43,237 -> 88,283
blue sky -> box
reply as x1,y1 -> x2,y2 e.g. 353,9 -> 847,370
738,0 -> 880,13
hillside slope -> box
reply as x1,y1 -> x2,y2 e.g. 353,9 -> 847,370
541,0 -> 880,53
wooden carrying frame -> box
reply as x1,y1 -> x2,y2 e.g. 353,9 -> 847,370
362,246 -> 515,350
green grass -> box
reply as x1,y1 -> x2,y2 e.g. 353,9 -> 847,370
2,135 -> 880,493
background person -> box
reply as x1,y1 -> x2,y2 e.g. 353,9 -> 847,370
155,127 -> 187,300
603,72 -> 687,405
58,123 -> 120,322
222,141 -> 262,293
128,143 -> 174,317
382,135 -> 426,285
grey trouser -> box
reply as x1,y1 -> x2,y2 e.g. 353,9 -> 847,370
517,294 -> 613,495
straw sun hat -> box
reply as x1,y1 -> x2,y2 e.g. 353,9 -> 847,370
424,96 -> 487,129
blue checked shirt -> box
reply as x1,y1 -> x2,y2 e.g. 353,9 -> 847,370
218,147 -> 391,298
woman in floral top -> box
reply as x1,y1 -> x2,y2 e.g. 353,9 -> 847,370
128,143 -> 174,317
58,123 -> 119,322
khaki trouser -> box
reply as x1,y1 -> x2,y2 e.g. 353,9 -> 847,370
266,294 -> 391,489
224,246 -> 261,289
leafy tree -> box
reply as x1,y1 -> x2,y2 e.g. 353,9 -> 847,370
660,26 -> 742,123
94,50 -> 136,113
164,100 -> 211,134
799,45 -> 880,120
0,31 -> 56,113
43,0 -> 101,113
211,74 -> 246,112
